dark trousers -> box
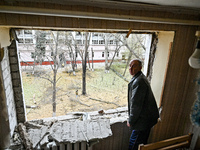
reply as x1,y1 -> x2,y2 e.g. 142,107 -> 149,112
128,128 -> 151,150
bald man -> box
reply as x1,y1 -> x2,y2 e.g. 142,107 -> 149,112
127,59 -> 159,150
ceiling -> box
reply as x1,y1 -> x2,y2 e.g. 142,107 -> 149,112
1,0 -> 199,27
110,0 -> 200,9
4,0 -> 200,10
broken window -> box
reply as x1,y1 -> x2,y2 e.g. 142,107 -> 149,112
16,30 -> 154,121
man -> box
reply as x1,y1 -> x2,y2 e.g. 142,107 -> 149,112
127,59 -> 159,150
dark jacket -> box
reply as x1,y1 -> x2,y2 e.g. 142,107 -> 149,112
128,71 -> 159,130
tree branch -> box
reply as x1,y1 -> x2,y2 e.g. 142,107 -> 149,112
89,98 -> 121,107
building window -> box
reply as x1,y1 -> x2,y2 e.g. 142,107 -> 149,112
91,33 -> 106,45
99,40 -> 105,45
109,40 -> 114,45
18,38 -> 24,43
31,52 -> 35,58
77,40 -> 82,45
25,39 -> 33,43
24,30 -> 32,35
92,40 -> 98,44
102,52 -> 104,57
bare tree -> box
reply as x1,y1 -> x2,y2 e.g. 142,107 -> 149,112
110,33 -> 147,78
65,31 -> 91,95
105,34 -> 122,71
34,31 -> 65,117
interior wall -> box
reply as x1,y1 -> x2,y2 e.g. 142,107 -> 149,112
151,27 -> 199,146
0,28 -> 10,47
151,31 -> 174,105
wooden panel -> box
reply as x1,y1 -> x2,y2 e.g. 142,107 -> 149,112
0,13 -> 6,25
92,122 -> 131,150
81,142 -> 87,150
139,134 -> 192,150
74,143 -> 79,150
59,143 -> 65,150
91,19 -> 102,29
150,26 -> 198,143
38,16 -> 46,27
6,14 -> 20,25
45,16 -> 56,27
67,143 -> 72,150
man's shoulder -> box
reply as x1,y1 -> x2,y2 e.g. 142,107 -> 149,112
135,72 -> 146,80
134,73 -> 149,85
129,72 -> 147,85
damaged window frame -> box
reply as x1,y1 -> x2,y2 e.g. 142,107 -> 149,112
8,29 -> 159,149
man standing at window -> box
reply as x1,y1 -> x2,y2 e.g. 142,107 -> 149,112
127,59 -> 159,150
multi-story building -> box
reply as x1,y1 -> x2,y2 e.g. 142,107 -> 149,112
17,30 -> 151,70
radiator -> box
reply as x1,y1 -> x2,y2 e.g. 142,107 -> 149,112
42,142 -> 93,150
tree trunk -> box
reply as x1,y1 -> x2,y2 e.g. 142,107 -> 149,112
82,33 -> 88,95
87,51 -> 91,70
73,46 -> 78,75
105,34 -> 109,73
52,68 -> 57,117
32,53 -> 36,74
52,32 -> 59,117
91,48 -> 94,71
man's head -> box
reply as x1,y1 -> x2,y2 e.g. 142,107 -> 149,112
129,59 -> 142,76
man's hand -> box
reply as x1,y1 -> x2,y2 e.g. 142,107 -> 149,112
127,121 -> 130,127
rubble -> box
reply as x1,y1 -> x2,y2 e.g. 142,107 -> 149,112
10,107 -> 128,149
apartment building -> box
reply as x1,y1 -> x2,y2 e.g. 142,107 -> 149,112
17,30 -> 151,68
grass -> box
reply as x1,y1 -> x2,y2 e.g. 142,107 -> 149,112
22,63 -> 131,120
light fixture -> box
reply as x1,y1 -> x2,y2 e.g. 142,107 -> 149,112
188,31 -> 200,69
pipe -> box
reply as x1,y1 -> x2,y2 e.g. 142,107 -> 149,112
0,6 -> 200,26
